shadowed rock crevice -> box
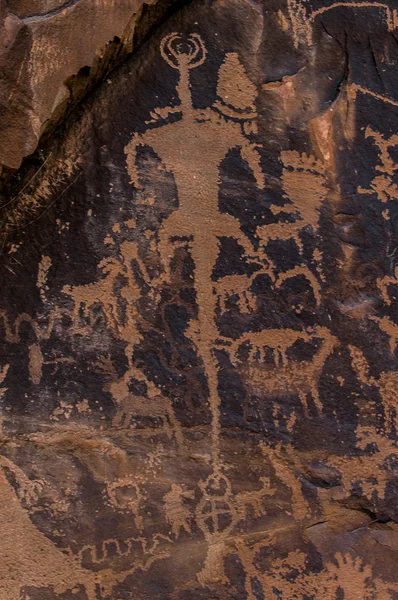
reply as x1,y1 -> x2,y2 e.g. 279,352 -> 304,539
0,0 -> 193,243
0,0 -> 193,177
21,0 -> 85,23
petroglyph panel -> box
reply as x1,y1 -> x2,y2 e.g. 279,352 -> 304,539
1,0 -> 398,598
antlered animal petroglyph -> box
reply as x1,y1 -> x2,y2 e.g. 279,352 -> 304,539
327,424 -> 398,503
216,273 -> 261,314
106,364 -> 184,448
258,151 -> 326,252
225,327 -> 313,367
237,327 -> 337,414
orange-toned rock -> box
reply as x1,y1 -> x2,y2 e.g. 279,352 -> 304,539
1,1 -> 398,598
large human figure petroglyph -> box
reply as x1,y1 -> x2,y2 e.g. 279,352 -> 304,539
125,33 -> 268,583
125,33 -> 265,467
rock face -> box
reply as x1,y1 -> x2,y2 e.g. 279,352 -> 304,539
1,0 -> 398,598
0,0 -> 177,172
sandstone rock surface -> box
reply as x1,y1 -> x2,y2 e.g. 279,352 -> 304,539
0,0 -> 172,171
1,0 -> 398,599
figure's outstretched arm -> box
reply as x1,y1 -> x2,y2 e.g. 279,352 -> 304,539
147,105 -> 181,124
240,139 -> 265,190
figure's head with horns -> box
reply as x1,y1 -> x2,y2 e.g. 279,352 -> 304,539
160,33 -> 258,123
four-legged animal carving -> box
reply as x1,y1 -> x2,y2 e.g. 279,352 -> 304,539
236,327 -> 337,414
224,328 -> 313,367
